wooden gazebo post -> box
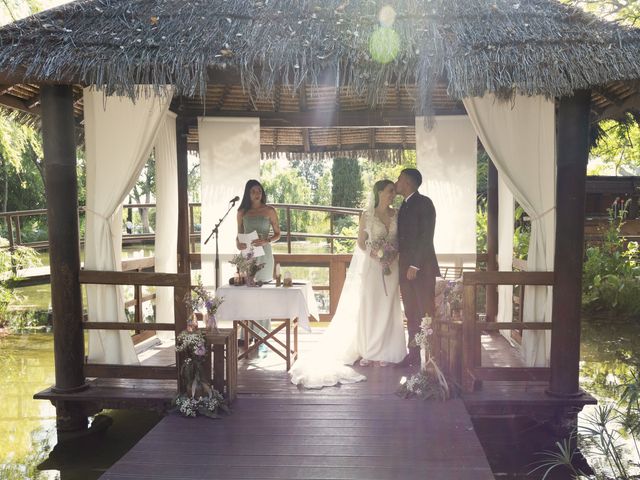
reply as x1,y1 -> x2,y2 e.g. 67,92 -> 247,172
174,113 -> 190,339
41,85 -> 88,431
548,90 -> 591,397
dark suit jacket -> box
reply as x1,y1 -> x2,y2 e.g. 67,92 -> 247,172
397,192 -> 440,277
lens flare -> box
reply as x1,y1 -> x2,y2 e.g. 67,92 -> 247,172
369,26 -> 400,64
378,5 -> 396,28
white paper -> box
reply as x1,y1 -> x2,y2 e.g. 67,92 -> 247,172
237,230 -> 265,257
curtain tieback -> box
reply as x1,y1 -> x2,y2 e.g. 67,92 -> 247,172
529,206 -> 555,222
83,206 -> 110,221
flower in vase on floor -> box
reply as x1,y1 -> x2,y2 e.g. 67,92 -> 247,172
396,316 -> 450,401
174,330 -> 229,419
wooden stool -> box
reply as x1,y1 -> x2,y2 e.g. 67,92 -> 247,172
202,328 -> 237,403
233,318 -> 298,370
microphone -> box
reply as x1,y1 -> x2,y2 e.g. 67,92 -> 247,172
230,196 -> 240,204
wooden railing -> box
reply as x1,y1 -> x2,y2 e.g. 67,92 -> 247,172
458,271 -> 554,392
80,268 -> 190,380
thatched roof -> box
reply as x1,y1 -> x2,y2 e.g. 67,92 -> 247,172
0,0 -> 639,112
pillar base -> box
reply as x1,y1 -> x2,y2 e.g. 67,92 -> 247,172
545,387 -> 586,399
55,401 -> 89,433
51,382 -> 90,394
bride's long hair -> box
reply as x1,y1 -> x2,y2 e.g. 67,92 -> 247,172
373,179 -> 395,208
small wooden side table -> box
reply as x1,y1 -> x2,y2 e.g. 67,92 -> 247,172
202,328 -> 237,403
233,318 -> 298,370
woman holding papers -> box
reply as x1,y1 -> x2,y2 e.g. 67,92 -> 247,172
236,179 -> 281,282
236,180 -> 281,355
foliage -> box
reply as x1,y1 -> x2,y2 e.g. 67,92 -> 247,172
332,217 -> 358,253
0,238 -> 41,328
588,115 -> 640,176
513,205 -> 530,260
331,157 -> 363,210
477,149 -> 489,203
476,200 -> 487,254
567,0 -> 640,26
261,160 -> 314,234
582,210 -> 640,316
174,329 -> 229,419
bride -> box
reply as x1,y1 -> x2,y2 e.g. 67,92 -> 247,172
289,179 -> 408,388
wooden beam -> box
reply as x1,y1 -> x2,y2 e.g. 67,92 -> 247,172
299,83 -> 308,111
41,85 -> 87,431
462,271 -> 554,286
486,160 -> 499,321
175,115 -> 191,333
82,322 -> 175,331
186,108 -> 461,127
475,322 -> 553,331
215,84 -> 232,110
302,128 -> 310,152
549,90 -> 591,397
369,128 -> 376,150
473,367 -> 550,382
84,364 -> 177,380
596,92 -> 640,121
79,270 -> 190,287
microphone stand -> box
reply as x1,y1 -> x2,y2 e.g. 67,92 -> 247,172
204,200 -> 237,289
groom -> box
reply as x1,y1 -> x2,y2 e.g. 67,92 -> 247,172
395,168 -> 440,367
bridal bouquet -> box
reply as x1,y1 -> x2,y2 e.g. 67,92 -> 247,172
369,237 -> 398,275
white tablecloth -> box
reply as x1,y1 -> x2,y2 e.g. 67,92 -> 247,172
215,283 -> 319,331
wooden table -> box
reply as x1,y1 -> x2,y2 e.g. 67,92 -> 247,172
216,283 -> 319,370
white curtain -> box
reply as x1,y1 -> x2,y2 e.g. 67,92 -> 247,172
463,95 -> 555,367
415,115 -> 477,273
497,174 -> 515,338
198,117 -> 261,288
153,112 -> 178,337
84,87 -> 172,364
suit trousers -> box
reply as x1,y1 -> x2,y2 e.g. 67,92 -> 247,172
400,269 -> 436,360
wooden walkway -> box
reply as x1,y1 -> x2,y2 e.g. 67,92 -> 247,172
99,330 -> 495,480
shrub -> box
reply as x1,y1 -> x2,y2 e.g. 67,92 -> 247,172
582,210 -> 640,316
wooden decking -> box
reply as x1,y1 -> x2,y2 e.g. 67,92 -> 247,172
99,329 -> 495,479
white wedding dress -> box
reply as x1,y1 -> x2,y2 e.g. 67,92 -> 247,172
289,208 -> 407,389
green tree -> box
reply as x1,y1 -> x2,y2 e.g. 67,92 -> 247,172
331,157 -> 363,209
261,160 -> 313,234
567,0 -> 640,26
590,116 -> 640,176
290,158 -> 329,204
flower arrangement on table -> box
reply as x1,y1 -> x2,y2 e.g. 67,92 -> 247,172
229,248 -> 264,285
184,280 -> 224,332
174,329 -> 229,418
396,316 -> 450,401
368,237 -> 398,295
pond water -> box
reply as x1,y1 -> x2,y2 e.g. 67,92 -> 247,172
1,315 -> 639,478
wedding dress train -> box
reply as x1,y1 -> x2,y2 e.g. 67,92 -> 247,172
289,209 -> 407,389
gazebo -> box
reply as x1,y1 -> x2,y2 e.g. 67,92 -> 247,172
0,0 -> 639,433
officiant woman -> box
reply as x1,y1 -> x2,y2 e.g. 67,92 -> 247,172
236,179 -> 281,354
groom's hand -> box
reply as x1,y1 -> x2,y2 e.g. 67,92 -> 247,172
406,266 -> 419,281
